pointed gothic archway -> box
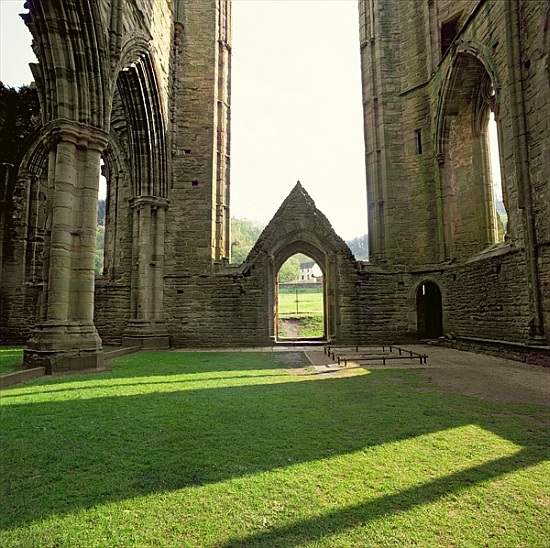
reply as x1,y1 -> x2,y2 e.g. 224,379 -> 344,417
275,252 -> 326,342
244,182 -> 358,344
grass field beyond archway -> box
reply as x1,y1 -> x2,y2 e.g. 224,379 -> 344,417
277,253 -> 325,340
1,351 -> 548,546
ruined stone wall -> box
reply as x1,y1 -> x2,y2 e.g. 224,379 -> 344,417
94,282 -> 131,345
359,0 -> 548,343
166,0 -> 231,275
160,184 -> 413,347
164,269 -> 271,347
520,0 -> 550,341
3,0 -> 548,352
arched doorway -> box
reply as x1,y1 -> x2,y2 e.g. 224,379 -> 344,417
416,281 -> 443,339
275,253 -> 325,341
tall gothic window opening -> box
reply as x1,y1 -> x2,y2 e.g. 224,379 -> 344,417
486,110 -> 506,242
96,159 -> 107,276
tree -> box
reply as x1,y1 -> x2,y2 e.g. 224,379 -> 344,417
230,217 -> 264,263
97,199 -> 106,226
95,225 -> 104,276
278,256 -> 301,282
346,234 -> 369,260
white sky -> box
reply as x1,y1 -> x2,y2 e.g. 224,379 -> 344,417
1,0 -> 368,237
488,112 -> 502,202
231,0 -> 367,239
0,1 -> 34,85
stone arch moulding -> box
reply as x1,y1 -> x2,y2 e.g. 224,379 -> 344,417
435,41 -> 501,162
111,44 -> 170,348
23,0 -> 111,129
115,51 -> 168,199
244,182 -> 358,343
434,42 -> 508,259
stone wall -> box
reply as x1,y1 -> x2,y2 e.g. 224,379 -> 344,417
2,0 -> 548,354
359,0 -> 548,343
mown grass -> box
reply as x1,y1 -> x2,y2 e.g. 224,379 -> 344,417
1,351 -> 549,547
278,287 -> 323,316
278,287 -> 324,338
0,347 -> 23,375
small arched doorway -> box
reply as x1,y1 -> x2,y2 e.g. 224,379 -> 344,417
416,281 -> 443,339
275,253 -> 326,341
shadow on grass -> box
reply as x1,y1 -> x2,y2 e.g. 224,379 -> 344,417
220,449 -> 541,547
1,356 -> 548,533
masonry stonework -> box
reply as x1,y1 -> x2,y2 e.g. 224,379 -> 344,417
0,0 -> 548,370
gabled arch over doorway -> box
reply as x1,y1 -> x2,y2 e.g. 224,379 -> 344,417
244,182 -> 358,344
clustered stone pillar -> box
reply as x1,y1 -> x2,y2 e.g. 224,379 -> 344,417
122,196 -> 170,348
24,123 -> 108,372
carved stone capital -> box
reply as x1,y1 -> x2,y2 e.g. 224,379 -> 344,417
43,119 -> 109,152
129,195 -> 170,210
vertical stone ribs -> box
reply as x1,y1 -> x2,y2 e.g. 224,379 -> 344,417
117,55 -> 167,199
22,0 -> 110,129
215,0 -> 231,261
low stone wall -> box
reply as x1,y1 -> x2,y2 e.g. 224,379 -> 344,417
92,244 -> 538,349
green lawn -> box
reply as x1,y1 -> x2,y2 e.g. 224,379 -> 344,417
278,287 -> 324,338
1,351 -> 549,547
278,287 -> 323,317
0,347 -> 23,375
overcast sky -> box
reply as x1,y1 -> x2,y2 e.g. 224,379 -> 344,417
231,0 -> 367,239
1,0 -> 368,239
0,1 -> 35,85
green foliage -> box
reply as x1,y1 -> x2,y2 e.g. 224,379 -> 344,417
97,199 -> 106,226
95,225 -> 105,276
230,217 -> 264,263
278,286 -> 323,317
277,253 -> 313,283
278,256 -> 301,282
1,351 -> 548,546
0,83 -> 40,165
278,285 -> 324,338
296,315 -> 324,338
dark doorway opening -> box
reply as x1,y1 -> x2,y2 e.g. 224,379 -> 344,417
416,281 -> 443,339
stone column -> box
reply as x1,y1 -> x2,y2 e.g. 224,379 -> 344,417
24,123 -> 109,372
122,196 -> 170,349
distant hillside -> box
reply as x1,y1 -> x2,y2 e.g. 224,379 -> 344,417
231,217 -> 369,263
93,215 -> 369,276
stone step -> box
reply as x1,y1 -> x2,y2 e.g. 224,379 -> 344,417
104,346 -> 141,361
0,367 -> 46,389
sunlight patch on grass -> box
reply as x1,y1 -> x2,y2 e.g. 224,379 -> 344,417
0,369 -> 299,405
1,351 -> 548,546
1,426 -> 541,547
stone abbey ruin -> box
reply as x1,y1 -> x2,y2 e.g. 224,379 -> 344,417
0,0 -> 548,371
